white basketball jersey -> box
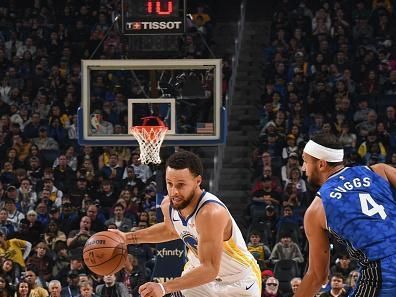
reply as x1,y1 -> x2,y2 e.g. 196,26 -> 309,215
169,191 -> 261,281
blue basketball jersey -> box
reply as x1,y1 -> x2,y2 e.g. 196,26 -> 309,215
318,166 -> 396,263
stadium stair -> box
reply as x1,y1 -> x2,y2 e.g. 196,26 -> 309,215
216,20 -> 271,235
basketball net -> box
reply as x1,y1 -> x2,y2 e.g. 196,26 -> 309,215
130,117 -> 168,164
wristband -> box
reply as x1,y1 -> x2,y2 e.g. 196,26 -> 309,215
158,283 -> 166,296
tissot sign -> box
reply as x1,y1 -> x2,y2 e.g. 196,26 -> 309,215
125,18 -> 184,34
122,0 -> 185,35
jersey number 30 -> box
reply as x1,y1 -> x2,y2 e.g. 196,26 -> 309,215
359,193 -> 387,220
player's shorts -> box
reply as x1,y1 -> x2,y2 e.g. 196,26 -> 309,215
350,254 -> 396,297
180,266 -> 261,297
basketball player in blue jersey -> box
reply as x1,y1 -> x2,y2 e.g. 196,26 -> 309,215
294,133 -> 396,297
110,151 -> 261,297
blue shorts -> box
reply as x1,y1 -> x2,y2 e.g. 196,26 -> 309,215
350,254 -> 396,297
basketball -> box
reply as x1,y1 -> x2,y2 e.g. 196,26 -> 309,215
83,231 -> 127,276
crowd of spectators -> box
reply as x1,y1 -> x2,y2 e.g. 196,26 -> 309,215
246,0 -> 396,296
0,0 -> 218,296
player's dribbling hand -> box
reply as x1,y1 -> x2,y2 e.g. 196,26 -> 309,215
139,282 -> 166,297
107,228 -> 127,243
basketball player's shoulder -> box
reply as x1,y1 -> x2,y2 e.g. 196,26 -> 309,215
196,195 -> 228,221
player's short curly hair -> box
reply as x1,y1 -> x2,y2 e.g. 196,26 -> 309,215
166,151 -> 203,177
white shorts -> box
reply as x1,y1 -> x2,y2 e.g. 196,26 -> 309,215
180,267 -> 261,297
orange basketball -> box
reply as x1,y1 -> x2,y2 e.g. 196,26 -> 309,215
83,231 -> 127,276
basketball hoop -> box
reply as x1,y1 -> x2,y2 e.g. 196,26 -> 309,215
130,116 -> 168,164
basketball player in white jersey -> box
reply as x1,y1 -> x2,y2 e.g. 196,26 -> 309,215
110,151 -> 261,297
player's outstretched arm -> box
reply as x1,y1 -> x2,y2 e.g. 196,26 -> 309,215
294,196 -> 330,297
139,203 -> 228,297
109,196 -> 179,244
371,163 -> 396,188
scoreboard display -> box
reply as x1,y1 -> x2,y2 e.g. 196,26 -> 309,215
122,0 -> 186,35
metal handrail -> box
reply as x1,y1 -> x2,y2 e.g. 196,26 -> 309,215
211,0 -> 247,195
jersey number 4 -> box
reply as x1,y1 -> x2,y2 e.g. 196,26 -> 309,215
359,193 -> 387,220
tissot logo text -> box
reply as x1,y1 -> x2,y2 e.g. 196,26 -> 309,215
156,248 -> 183,258
126,21 -> 182,30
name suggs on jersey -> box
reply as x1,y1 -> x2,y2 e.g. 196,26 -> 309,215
329,177 -> 371,199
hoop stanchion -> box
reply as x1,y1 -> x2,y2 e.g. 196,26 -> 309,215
130,125 -> 168,164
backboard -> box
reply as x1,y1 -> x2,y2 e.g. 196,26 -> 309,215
78,59 -> 226,146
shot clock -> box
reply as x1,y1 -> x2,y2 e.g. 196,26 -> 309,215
121,0 -> 186,35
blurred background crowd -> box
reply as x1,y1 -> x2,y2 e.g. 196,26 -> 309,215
0,0 -> 217,296
0,0 -> 394,296
248,0 -> 395,296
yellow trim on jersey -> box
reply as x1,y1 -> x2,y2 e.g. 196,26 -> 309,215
223,240 -> 250,267
224,239 -> 262,292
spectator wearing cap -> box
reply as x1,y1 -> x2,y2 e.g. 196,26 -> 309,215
32,126 -> 59,151
49,206 -> 61,221
4,185 -> 18,202
4,198 -> 24,227
105,202 -> 133,232
43,220 -> 66,250
69,176 -> 91,208
56,254 -> 86,287
60,270 -> 83,297
26,241 -> 53,282
251,175 -> 282,208
0,229 -> 32,270
261,269 -> 274,284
